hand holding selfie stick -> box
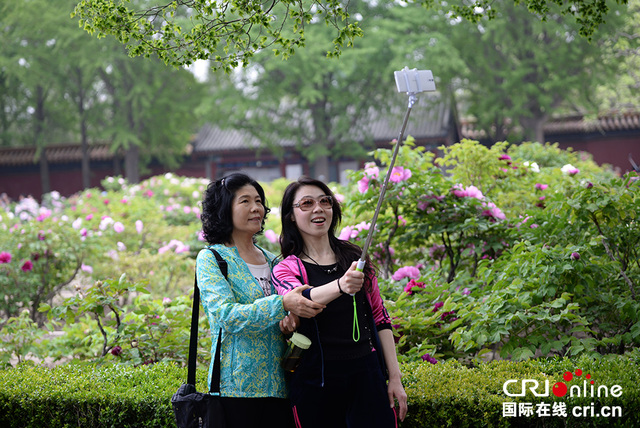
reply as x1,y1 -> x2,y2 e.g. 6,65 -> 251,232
351,67 -> 436,341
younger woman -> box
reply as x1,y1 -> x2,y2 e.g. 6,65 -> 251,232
272,176 -> 407,428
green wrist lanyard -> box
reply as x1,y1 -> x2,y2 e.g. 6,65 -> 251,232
352,295 -> 360,342
350,260 -> 368,342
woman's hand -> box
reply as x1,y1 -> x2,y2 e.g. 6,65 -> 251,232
387,377 -> 408,421
279,313 -> 300,335
282,285 -> 325,318
338,261 -> 365,295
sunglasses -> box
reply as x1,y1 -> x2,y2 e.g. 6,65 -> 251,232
293,195 -> 334,211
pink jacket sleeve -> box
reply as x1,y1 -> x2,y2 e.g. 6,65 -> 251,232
273,255 -> 391,328
366,274 -> 392,328
271,256 -> 307,296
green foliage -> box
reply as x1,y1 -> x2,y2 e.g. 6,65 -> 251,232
0,362 -> 188,428
445,0 -> 629,142
70,0 -> 624,70
1,355 -> 638,427
0,310 -> 43,367
400,353 -> 640,427
0,212 -> 86,324
72,0 -> 362,71
339,139 -> 635,363
1,141 -> 636,371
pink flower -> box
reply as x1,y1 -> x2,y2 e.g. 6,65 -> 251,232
103,199 -> 110,205
499,154 -> 512,161
338,226 -> 355,241
264,229 -> 279,244
432,301 -> 444,312
561,164 -> 580,175
21,260 -> 34,272
364,163 -> 379,179
466,186 -> 484,199
0,252 -> 12,264
36,211 -> 51,222
404,279 -> 426,295
357,177 -> 370,194
462,288 -> 471,295
85,214 -> 93,220
81,264 -> 93,273
135,220 -> 144,234
391,266 -> 421,281
481,202 -> 506,220
145,190 -> 154,197
80,228 -> 88,237
163,297 -> 172,304
389,166 -> 412,183
110,345 -> 123,356
451,185 -> 484,200
113,222 -> 125,233
334,193 -> 345,203
571,252 -> 580,260
535,183 -> 548,190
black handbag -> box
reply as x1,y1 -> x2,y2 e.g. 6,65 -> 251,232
171,249 -> 228,428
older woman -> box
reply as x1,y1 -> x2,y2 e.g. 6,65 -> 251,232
197,173 -> 324,427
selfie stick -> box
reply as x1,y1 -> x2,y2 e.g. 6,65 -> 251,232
356,67 -> 436,273
349,68 -> 435,343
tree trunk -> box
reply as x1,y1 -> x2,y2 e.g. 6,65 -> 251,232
35,85 -> 50,196
125,145 -> 140,183
124,97 -> 140,183
76,68 -> 91,189
312,155 -> 330,182
520,114 -> 547,143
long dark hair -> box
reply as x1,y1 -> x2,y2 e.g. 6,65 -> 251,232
201,173 -> 270,245
279,176 -> 376,290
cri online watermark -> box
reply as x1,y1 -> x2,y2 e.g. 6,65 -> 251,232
502,369 -> 623,418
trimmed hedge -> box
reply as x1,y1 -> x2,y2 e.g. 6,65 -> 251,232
0,362 -> 191,428
401,355 -> 640,427
1,355 -> 639,427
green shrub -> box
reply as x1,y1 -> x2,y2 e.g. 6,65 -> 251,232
400,354 -> 640,427
0,361 -> 195,428
1,355 -> 638,427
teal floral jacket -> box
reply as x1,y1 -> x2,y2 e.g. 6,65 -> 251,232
196,244 -> 288,398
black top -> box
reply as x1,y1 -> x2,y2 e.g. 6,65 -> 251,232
301,261 -> 373,361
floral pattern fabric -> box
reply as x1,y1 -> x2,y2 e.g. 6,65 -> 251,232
196,244 -> 288,398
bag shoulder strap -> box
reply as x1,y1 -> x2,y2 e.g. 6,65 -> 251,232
187,248 -> 227,393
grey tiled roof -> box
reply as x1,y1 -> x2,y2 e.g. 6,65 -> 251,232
0,143 -> 113,166
192,95 -> 451,154
192,123 -> 296,152
544,111 -> 640,135
365,98 -> 451,142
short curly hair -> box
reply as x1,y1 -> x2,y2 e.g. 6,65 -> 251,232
200,173 -> 270,245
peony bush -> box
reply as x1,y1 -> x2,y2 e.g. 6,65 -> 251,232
0,140 -> 638,370
339,139 -> 639,364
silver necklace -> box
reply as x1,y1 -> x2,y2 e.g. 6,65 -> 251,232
302,250 -> 338,274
